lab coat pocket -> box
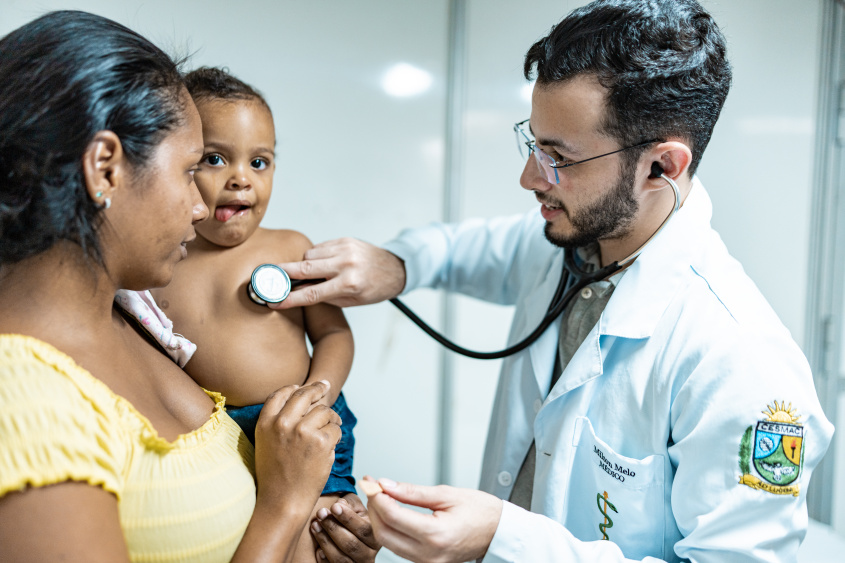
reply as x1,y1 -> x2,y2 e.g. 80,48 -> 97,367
565,416 -> 665,560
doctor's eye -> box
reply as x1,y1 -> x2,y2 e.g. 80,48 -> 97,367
202,154 -> 225,167
545,149 -> 571,167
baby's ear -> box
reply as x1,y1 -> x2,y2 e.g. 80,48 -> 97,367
82,130 -> 126,206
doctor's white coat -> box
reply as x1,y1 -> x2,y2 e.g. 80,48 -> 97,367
383,180 -> 834,563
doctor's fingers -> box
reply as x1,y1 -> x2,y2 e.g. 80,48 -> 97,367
273,276 -> 359,310
276,238 -> 360,282
367,500 -> 435,563
366,491 -> 446,546
376,481 -> 456,511
279,238 -> 405,308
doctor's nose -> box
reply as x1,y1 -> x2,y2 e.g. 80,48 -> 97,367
520,154 -> 553,193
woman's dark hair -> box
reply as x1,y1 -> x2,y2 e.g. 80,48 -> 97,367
0,10 -> 187,266
184,66 -> 271,112
524,0 -> 732,175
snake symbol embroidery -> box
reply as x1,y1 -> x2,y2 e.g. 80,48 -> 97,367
597,491 -> 618,540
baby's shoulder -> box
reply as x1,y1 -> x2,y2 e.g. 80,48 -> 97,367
252,228 -> 313,260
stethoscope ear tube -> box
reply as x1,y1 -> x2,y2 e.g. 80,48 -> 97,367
388,257 -> 622,360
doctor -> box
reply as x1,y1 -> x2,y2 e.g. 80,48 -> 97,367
278,0 -> 833,561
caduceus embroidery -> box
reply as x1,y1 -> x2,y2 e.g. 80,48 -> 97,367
597,491 -> 618,540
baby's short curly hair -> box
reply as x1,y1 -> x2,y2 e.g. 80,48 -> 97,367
184,67 -> 271,113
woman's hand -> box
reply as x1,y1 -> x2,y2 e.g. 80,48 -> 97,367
232,381 -> 343,561
310,493 -> 380,562
253,381 -> 342,515
270,238 -> 406,310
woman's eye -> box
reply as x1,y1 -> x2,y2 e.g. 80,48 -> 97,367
202,154 -> 224,166
251,158 -> 268,170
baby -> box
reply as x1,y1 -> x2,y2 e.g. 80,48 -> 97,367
151,67 -> 357,562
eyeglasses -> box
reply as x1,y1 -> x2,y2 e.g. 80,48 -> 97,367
514,119 -> 660,184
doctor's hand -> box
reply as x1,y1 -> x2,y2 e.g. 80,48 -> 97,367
364,478 -> 503,563
270,238 -> 406,310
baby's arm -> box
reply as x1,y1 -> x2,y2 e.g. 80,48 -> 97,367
302,301 -> 353,406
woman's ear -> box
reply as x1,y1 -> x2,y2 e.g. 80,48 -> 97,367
645,141 -> 692,188
82,131 -> 125,208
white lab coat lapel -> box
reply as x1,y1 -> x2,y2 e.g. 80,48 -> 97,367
544,178 -> 711,404
522,251 -> 565,397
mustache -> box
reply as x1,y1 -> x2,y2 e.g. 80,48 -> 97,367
536,193 -> 568,215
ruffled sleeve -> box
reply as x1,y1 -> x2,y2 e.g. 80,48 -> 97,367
0,336 -> 126,500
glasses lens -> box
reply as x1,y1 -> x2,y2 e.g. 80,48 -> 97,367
515,119 -> 558,184
533,149 -> 560,184
515,121 -> 531,160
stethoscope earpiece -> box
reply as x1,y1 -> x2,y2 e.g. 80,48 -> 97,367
649,161 -> 665,179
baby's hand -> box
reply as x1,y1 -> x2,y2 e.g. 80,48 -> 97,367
311,494 -> 380,562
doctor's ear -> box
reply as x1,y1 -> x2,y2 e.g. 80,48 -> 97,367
82,130 -> 126,208
643,141 -> 692,187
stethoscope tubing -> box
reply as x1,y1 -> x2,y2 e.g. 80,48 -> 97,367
388,258 -> 618,360
388,173 -> 681,359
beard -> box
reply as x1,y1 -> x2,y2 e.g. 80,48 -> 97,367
542,158 -> 639,250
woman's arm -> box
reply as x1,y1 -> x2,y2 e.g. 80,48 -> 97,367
0,382 -> 341,563
233,381 -> 342,563
0,483 -> 130,562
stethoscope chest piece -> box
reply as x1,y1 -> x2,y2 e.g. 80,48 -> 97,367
248,264 -> 291,306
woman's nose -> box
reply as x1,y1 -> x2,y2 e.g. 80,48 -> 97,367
191,183 -> 209,224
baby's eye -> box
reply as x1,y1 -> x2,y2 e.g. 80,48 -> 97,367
202,154 -> 224,167
251,158 -> 269,170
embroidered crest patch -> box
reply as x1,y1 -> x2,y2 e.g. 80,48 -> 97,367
738,401 -> 803,496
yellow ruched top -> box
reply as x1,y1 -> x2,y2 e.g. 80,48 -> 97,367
0,335 -> 257,562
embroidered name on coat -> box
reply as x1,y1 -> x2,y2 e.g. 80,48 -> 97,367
738,401 -> 804,497
594,446 -> 636,482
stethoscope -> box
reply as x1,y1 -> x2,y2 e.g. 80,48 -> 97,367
248,165 -> 680,360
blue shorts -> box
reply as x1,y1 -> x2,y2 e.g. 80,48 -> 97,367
226,392 -> 357,496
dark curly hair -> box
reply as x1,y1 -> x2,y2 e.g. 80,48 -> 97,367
184,66 -> 270,112
524,0 -> 732,175
0,10 -> 187,266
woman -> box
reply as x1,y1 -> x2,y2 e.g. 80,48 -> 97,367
0,11 -> 375,563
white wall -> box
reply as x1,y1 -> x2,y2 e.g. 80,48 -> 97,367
1,0 -> 837,559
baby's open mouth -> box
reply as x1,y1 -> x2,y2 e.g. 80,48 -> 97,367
215,204 -> 250,222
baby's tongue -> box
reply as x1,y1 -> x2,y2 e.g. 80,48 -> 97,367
215,205 -> 241,222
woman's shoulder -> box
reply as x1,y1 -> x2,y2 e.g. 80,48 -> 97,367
0,334 -> 115,402
0,334 -> 127,499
